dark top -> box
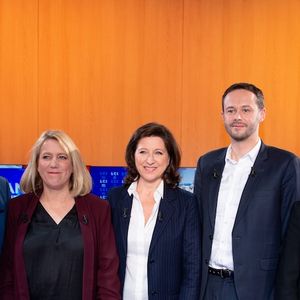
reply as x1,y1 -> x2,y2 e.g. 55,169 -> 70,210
23,202 -> 84,300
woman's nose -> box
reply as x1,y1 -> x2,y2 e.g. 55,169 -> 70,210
50,158 -> 58,167
146,154 -> 155,164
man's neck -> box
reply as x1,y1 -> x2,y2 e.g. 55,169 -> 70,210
230,136 -> 260,161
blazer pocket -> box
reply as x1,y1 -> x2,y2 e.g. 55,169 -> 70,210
260,258 -> 278,270
166,295 -> 179,300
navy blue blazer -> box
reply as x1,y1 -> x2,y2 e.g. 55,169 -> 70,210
275,201 -> 300,300
194,142 -> 300,300
108,184 -> 201,300
0,177 -> 10,252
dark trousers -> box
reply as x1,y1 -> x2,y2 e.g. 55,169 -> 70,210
203,273 -> 239,300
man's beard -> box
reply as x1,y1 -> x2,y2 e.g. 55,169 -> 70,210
225,122 -> 257,142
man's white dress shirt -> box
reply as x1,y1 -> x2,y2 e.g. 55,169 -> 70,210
209,140 -> 261,271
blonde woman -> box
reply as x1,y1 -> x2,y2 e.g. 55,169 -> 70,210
0,130 -> 120,300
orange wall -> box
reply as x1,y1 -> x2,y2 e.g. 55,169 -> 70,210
1,0 -> 300,166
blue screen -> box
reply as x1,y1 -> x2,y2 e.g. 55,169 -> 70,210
178,167 -> 196,193
0,165 -> 25,198
90,166 -> 196,198
90,166 -> 127,199
0,165 -> 196,199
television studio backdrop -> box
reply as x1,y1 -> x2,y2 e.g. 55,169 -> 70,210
0,165 -> 195,199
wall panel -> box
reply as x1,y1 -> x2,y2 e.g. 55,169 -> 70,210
38,0 -> 183,165
182,0 -> 300,165
1,0 -> 300,167
0,0 -> 38,163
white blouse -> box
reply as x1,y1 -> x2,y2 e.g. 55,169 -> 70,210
123,180 -> 163,300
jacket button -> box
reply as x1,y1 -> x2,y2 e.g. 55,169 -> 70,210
151,291 -> 157,295
149,259 -> 155,264
205,259 -> 209,264
209,235 -> 213,240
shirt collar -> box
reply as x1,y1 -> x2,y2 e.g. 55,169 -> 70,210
127,180 -> 164,203
226,139 -> 261,163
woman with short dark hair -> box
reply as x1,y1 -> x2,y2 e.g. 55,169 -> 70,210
108,122 -> 201,300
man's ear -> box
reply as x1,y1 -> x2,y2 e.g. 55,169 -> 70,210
259,108 -> 266,123
221,111 -> 225,121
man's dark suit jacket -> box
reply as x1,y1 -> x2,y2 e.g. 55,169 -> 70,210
0,176 -> 10,252
0,192 -> 121,300
276,201 -> 300,300
108,184 -> 201,300
194,142 -> 300,300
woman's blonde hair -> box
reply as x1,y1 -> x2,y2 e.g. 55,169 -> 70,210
20,130 -> 92,196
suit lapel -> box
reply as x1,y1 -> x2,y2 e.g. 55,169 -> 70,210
16,193 -> 39,244
15,193 -> 39,299
208,151 -> 226,229
149,185 -> 175,254
75,196 -> 95,299
234,143 -> 268,227
117,188 -> 133,255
